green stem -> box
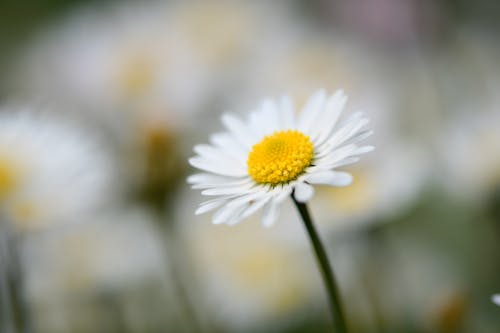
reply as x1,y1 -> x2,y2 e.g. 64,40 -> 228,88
292,196 -> 348,333
0,219 -> 32,333
153,208 -> 205,333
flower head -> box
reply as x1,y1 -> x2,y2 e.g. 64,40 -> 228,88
24,207 -> 167,296
0,110 -> 112,231
188,90 -> 373,227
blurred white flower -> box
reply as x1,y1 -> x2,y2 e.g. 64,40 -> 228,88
12,1 -> 295,138
188,90 -> 373,227
23,207 -> 167,300
238,34 -> 392,124
0,110 -> 112,231
440,108 -> 500,201
14,2 -> 202,134
306,142 -> 428,233
493,294 -> 500,306
243,37 -> 364,101
177,199 -> 321,331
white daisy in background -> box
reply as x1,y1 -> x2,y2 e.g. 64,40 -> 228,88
0,109 -> 112,231
23,208 -> 167,297
22,207 -> 175,332
10,1 -> 294,139
430,30 -> 500,201
11,2 -> 204,134
241,36 -> 368,106
307,143 -> 428,233
439,107 -> 500,202
177,209 -> 321,331
188,89 -> 373,227
9,1 -> 299,201
493,294 -> 500,306
165,1 -> 292,74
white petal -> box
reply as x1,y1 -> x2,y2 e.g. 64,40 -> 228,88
187,173 -> 221,184
294,182 -> 315,202
273,184 -> 294,202
188,173 -> 249,189
279,95 -> 295,129
305,171 -> 353,187
259,99 -> 280,135
189,157 -> 247,177
314,144 -> 358,166
212,204 -> 240,224
221,114 -> 256,148
190,145 -> 244,171
210,133 -> 248,161
193,144 -> 246,170
196,203 -> 222,215
220,191 -> 271,225
195,197 -> 230,215
246,108 -> 260,129
328,157 -> 360,168
221,192 -> 268,223
191,177 -> 249,190
314,90 -> 347,144
240,195 -> 271,220
201,182 -> 254,196
492,294 -> 500,306
322,114 -> 370,152
226,209 -> 247,225
297,89 -> 327,134
353,145 -> 375,155
316,143 -> 372,167
194,144 -> 228,160
261,201 -> 280,228
347,129 -> 373,145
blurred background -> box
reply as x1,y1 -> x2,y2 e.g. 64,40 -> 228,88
0,0 -> 499,332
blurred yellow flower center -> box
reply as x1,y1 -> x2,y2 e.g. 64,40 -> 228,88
247,130 -> 313,185
117,52 -> 155,98
0,158 -> 19,200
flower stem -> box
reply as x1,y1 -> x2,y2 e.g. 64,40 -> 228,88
292,196 -> 348,333
0,221 -> 32,333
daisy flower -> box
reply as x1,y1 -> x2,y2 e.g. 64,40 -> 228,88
23,207 -> 173,331
24,207 -> 167,297
440,105 -> 500,201
12,1 -> 294,137
188,89 -> 373,227
0,109 -> 112,232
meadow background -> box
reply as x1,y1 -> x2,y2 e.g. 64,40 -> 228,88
0,0 -> 499,332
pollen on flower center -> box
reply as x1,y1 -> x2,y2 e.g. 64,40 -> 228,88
247,130 -> 314,185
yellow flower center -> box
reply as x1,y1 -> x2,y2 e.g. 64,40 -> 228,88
0,157 -> 20,200
247,130 -> 314,185
116,52 -> 156,98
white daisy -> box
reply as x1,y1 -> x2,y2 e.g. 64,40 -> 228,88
0,109 -> 112,231
22,207 -> 175,332
493,294 -> 500,306
181,213 -> 320,330
24,207 -> 167,298
439,106 -> 500,201
188,89 -> 373,227
12,1 -> 294,137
